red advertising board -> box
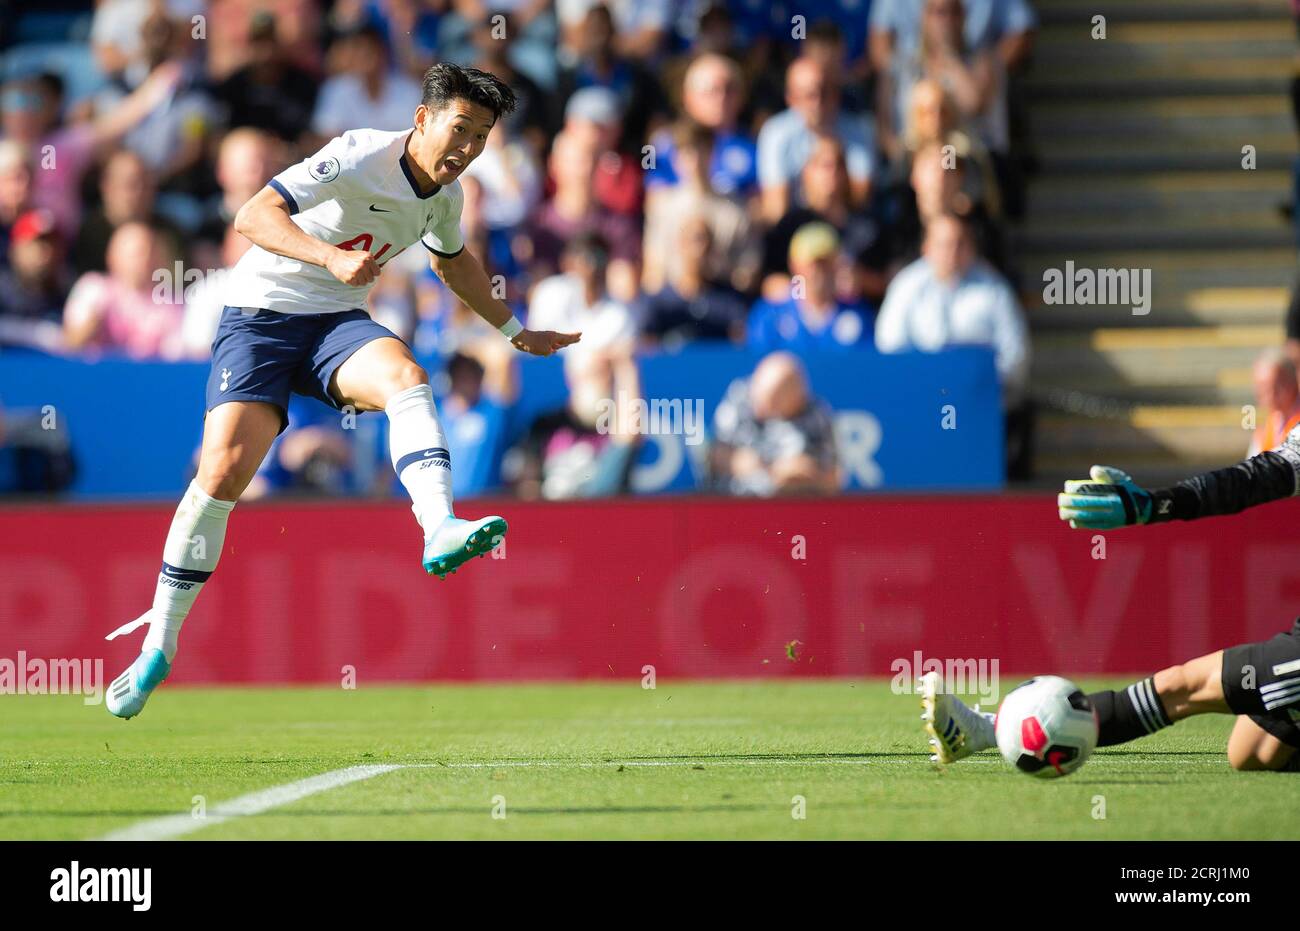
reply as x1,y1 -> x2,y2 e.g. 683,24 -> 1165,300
2,495 -> 1297,683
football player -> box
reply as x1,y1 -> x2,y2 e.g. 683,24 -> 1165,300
104,63 -> 579,718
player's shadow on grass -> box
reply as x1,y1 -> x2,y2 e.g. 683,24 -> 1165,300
1068,779 -> 1179,786
403,752 -> 932,764
1095,750 -> 1224,756
614,751 -> 924,761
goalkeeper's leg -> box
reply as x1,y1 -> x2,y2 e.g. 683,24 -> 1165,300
1090,628 -> 1300,771
1085,656 -> 1217,750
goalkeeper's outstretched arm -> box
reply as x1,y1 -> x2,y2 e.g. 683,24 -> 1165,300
1058,428 -> 1300,529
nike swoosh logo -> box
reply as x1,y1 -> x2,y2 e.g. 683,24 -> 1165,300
161,567 -> 185,578
368,204 -> 392,212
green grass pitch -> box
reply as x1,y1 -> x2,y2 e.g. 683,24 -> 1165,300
1,680 -> 1294,840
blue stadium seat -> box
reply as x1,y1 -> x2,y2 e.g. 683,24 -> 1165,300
12,11 -> 93,45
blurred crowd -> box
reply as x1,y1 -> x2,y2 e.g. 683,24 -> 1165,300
0,0 -> 1038,498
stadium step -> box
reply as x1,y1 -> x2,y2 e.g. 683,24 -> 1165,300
1028,171 -> 1290,215
1033,0 -> 1286,27
1030,97 -> 1292,147
1020,0 -> 1296,482
1032,140 -> 1293,175
1032,56 -> 1292,88
1030,326 -> 1284,389
1036,405 -> 1255,467
1037,19 -> 1293,51
1027,71 -> 1289,101
1026,98 -> 1294,173
1034,379 -> 1253,407
1015,211 -> 1292,252
1021,248 -> 1296,282
1025,283 -> 1289,329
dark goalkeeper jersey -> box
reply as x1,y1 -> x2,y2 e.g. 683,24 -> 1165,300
1153,424 -> 1300,522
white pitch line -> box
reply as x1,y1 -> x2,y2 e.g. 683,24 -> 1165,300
98,764 -> 402,841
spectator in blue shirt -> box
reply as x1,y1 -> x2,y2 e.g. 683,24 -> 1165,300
747,222 -> 874,354
645,53 -> 757,200
437,352 -> 509,499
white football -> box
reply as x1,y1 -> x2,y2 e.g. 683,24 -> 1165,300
995,676 -> 1099,778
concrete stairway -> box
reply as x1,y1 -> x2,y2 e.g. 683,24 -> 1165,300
1017,0 -> 1296,483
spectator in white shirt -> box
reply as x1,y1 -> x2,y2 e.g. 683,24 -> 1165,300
870,0 -> 1037,69
527,231 -> 640,378
92,0 -> 205,79
310,25 -> 422,141
557,0 -> 673,61
179,224 -> 254,360
875,212 -> 1028,406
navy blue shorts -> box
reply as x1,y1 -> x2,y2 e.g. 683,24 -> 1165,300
206,306 -> 400,432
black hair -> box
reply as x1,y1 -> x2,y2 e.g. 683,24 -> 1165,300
566,230 -> 610,268
698,3 -> 732,28
348,23 -> 386,45
807,19 -> 844,47
33,72 -> 64,103
671,118 -> 715,153
446,352 -> 485,382
420,63 -> 517,122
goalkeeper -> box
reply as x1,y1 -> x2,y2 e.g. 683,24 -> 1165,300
1046,423 -> 1300,772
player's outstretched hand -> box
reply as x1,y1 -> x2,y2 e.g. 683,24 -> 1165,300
1057,465 -> 1154,529
326,250 -> 380,287
511,329 -> 581,357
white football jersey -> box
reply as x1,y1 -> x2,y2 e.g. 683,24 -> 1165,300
223,128 -> 465,315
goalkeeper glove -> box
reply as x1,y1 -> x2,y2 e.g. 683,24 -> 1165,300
1057,464 -> 1158,529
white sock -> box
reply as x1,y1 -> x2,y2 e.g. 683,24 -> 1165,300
385,383 -> 454,534
143,480 -> 236,662
968,708 -> 997,752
